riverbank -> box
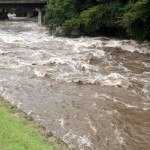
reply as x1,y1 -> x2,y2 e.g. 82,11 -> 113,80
0,98 -> 67,150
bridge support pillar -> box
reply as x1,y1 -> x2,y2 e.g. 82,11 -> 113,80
37,8 -> 42,26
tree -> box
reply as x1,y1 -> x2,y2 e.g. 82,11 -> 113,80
122,0 -> 150,40
44,0 -> 150,41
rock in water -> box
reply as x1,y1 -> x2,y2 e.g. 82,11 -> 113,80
46,131 -> 53,137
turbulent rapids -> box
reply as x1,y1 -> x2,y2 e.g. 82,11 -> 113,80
0,21 -> 150,150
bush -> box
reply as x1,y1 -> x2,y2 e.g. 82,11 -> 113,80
122,0 -> 150,41
44,0 -> 150,40
61,18 -> 81,36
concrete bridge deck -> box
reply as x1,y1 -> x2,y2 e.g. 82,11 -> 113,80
0,0 -> 47,25
0,0 -> 46,4
0,0 -> 46,8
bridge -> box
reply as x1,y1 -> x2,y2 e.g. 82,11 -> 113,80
0,0 -> 47,25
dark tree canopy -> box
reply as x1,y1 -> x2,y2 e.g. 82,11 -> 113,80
44,0 -> 150,40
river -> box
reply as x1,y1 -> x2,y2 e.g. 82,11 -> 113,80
0,21 -> 150,150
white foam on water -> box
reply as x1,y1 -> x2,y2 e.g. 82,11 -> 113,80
59,118 -> 65,129
142,62 -> 150,68
117,63 -> 130,72
34,70 -> 47,78
104,39 -> 150,53
63,130 -> 94,149
100,73 -> 127,86
77,135 -> 93,148
115,129 -> 125,145
143,107 -> 150,111
71,73 -> 131,88
141,83 -> 150,100
122,103 -> 139,108
85,117 -> 97,134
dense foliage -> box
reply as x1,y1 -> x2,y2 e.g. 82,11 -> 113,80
0,8 -> 27,18
0,9 -> 9,19
122,0 -> 150,40
9,9 -> 27,17
44,0 -> 150,41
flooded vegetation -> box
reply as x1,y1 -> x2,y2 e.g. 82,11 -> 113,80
0,21 -> 150,150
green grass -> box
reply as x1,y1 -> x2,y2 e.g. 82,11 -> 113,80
0,99 -> 67,150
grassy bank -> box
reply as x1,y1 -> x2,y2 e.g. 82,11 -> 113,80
0,99 -> 67,150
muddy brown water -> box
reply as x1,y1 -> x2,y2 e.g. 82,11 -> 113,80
0,21 -> 150,150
